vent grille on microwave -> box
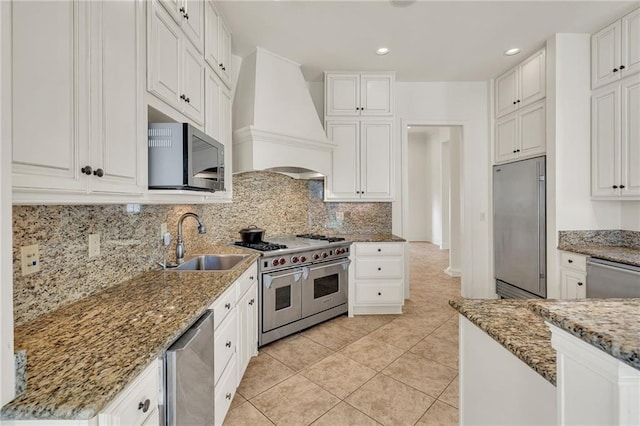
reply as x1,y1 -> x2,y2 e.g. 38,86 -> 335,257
148,138 -> 172,148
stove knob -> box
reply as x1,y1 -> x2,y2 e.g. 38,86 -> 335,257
291,256 -> 299,263
336,248 -> 343,255
313,253 -> 320,260
272,259 -> 280,267
300,255 -> 307,262
322,252 -> 328,259
279,258 -> 286,265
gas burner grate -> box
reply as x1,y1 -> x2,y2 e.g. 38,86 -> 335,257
233,241 -> 288,251
296,233 -> 346,243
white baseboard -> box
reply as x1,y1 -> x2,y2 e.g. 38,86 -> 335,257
445,266 -> 461,277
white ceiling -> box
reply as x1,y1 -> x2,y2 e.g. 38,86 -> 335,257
216,0 -> 639,82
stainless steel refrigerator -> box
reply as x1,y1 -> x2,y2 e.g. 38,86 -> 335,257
493,156 -> 546,299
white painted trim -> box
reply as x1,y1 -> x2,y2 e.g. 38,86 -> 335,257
1,0 -> 16,406
444,267 -> 461,277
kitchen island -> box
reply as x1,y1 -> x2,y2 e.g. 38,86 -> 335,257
451,297 -> 640,425
1,245 -> 259,422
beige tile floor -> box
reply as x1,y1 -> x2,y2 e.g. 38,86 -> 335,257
224,242 -> 461,426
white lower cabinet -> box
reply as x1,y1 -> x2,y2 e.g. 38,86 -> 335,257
98,361 -> 160,426
237,279 -> 258,381
350,242 -> 406,315
560,251 -> 588,299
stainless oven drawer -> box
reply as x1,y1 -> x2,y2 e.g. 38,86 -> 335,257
586,258 -> 640,298
262,268 -> 303,332
301,259 -> 349,318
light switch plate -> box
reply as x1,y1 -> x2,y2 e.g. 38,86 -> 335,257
89,234 -> 101,258
21,244 -> 40,276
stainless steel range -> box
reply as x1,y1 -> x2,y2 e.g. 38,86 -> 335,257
234,234 -> 352,347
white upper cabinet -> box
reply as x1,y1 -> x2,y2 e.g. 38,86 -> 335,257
10,0 -> 145,200
325,120 -> 393,201
148,0 -> 205,125
592,8 -> 640,89
495,100 -> 546,164
325,72 -> 394,117
592,74 -> 640,199
495,49 -> 545,119
159,0 -> 204,53
205,1 -> 232,87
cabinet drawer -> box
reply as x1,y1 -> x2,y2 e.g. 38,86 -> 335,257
100,360 -> 159,426
210,284 -> 236,329
561,251 -> 587,272
236,263 -> 258,299
355,283 -> 403,304
356,242 -> 404,256
356,257 -> 403,279
214,308 -> 237,384
214,354 -> 238,426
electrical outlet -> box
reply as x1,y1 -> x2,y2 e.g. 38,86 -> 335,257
160,223 -> 167,237
89,234 -> 101,258
21,244 -> 41,276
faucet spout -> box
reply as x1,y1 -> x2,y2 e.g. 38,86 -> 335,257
176,213 -> 206,264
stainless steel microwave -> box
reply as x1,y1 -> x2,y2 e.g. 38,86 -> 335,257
148,123 -> 225,192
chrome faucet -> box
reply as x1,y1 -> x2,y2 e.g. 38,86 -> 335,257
176,213 -> 206,264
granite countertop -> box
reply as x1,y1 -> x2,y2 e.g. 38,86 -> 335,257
450,297 -> 640,386
558,243 -> 640,267
336,233 -> 406,243
1,245 -> 259,421
529,298 -> 640,371
449,298 -> 557,385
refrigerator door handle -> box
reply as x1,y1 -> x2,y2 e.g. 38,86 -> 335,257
537,159 -> 546,295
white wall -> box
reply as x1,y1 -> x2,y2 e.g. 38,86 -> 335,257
621,202 -> 640,231
1,0 -> 16,405
395,82 -> 490,298
407,133 -> 430,241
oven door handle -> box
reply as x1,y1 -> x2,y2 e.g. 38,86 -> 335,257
263,274 -> 273,289
341,259 -> 351,271
302,266 -> 310,280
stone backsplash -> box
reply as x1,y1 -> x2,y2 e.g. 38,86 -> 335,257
13,171 -> 391,324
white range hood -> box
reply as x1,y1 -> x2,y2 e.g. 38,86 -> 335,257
232,47 -> 333,179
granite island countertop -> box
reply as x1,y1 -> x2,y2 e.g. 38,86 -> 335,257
334,233 -> 406,243
1,244 -> 260,421
450,297 -> 640,386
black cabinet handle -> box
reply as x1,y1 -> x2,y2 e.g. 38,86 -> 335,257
249,276 -> 254,280
219,63 -> 224,67
516,149 -> 520,153
184,13 -> 189,19
613,185 -> 619,189
513,101 -> 517,105
578,282 -> 583,286
180,94 -> 186,100
179,6 -> 185,13
517,99 -> 520,103
613,68 -> 618,73
513,150 -> 517,154
93,168 -> 104,177
138,399 -> 150,413
225,341 -> 231,348
185,97 -> 190,104
249,299 -> 255,305
620,65 -> 625,70
620,185 -> 625,189
568,259 -> 573,263
226,393 -> 232,400
225,302 -> 231,309
81,166 -> 92,175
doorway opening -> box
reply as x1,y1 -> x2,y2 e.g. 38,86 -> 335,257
403,124 -> 463,278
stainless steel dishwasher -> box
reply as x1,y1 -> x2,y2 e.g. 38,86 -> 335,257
163,310 -> 215,425
586,258 -> 640,298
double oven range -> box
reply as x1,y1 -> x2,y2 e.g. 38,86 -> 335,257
235,234 -> 351,347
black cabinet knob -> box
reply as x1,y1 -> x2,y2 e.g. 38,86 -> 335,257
378,267 -> 382,271
222,66 -> 226,71
568,259 -> 573,263
225,302 -> 231,309
620,185 -> 625,189
513,150 -> 517,154
225,341 -> 231,348
93,168 -> 104,178
81,166 -> 92,175
578,282 -> 583,286
513,101 -> 516,105
219,63 -> 224,67
378,248 -> 381,252
517,100 -> 520,103
138,399 -> 150,413
179,6 -> 185,12
226,393 -> 232,400
613,185 -> 619,189
620,65 -> 626,70
180,94 -> 186,100
184,13 -> 189,19
613,68 -> 618,73
516,149 -> 520,153
185,97 -> 190,104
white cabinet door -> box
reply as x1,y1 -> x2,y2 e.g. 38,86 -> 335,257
519,49 -> 546,107
591,84 -> 620,197
592,20 -> 622,89
518,100 -> 546,158
89,0 -> 145,195
495,67 -> 519,118
622,8 -> 640,79
360,74 -> 393,116
495,113 -> 518,163
159,0 -> 181,22
148,0 -> 182,107
181,0 -> 204,53
204,1 -> 221,73
326,74 -> 360,116
11,0 -> 88,192
182,41 -> 205,125
205,67 -> 223,142
218,19 -> 232,86
620,74 -> 640,198
360,121 -> 393,199
561,269 -> 587,299
237,281 -> 257,380
325,121 -> 360,200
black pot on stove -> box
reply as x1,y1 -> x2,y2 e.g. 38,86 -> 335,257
238,225 -> 265,243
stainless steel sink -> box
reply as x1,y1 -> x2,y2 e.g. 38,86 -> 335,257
173,254 -> 249,271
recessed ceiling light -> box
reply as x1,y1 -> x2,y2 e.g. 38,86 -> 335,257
376,47 -> 390,56
407,126 -> 412,129
504,48 -> 521,56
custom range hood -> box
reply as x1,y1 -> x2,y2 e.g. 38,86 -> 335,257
232,48 -> 333,179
